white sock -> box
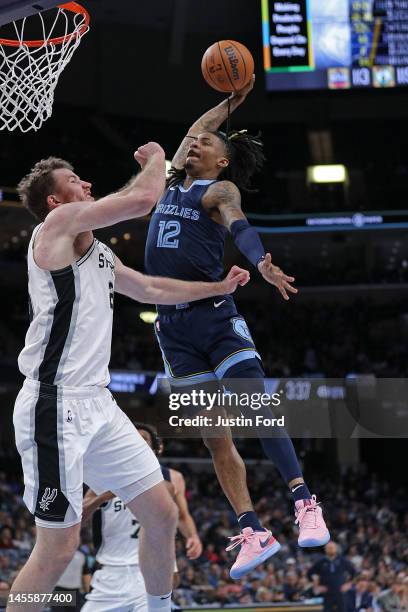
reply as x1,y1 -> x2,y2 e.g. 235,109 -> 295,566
146,592 -> 172,612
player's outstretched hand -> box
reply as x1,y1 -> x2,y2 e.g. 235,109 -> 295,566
186,535 -> 203,560
221,265 -> 250,294
134,142 -> 165,168
258,253 -> 298,301
230,74 -> 255,103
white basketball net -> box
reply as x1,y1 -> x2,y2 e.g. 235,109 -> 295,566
0,5 -> 89,132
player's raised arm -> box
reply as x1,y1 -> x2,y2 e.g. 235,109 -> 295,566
114,257 -> 249,305
46,142 -> 166,236
171,76 -> 255,170
170,469 -> 202,560
204,180 -> 298,301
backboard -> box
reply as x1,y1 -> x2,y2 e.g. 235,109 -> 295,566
0,1 -> 59,27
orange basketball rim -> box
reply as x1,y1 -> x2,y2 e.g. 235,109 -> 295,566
0,2 -> 90,47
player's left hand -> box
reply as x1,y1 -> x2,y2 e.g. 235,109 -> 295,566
221,265 -> 250,294
185,535 -> 203,560
257,253 -> 298,301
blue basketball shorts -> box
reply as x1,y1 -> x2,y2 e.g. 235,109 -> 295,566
154,296 -> 262,388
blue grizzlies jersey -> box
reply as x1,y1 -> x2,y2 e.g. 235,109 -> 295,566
145,179 -> 228,308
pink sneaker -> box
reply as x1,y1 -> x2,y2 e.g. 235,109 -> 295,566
226,527 -> 281,580
295,495 -> 330,547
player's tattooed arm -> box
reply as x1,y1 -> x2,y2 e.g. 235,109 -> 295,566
114,256 -> 250,304
171,75 -> 255,169
204,180 -> 246,228
205,182 -> 298,301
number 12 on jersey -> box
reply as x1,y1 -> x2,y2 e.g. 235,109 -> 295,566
157,221 -> 180,249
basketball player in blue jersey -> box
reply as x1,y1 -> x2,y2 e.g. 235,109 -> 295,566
145,79 -> 330,580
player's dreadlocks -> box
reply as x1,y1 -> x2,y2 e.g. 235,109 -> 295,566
167,130 -> 265,192
215,130 -> 265,191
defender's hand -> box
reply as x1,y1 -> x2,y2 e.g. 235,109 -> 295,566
134,142 -> 165,168
257,253 -> 298,301
185,535 -> 203,560
221,265 -> 250,294
100,491 -> 115,503
230,74 -> 255,103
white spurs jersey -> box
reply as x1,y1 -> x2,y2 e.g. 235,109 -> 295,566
93,497 -> 140,566
18,225 -> 115,387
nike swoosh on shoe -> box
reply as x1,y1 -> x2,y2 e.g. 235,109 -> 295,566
259,536 -> 272,548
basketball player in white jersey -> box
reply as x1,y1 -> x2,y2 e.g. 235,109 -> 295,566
8,144 -> 249,612
80,423 -> 202,612
82,492 -> 146,612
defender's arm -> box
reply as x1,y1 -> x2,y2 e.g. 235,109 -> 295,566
171,469 -> 202,560
35,144 -> 165,270
82,489 -> 114,523
114,256 -> 249,305
204,180 -> 298,301
44,143 -> 165,237
171,76 -> 255,169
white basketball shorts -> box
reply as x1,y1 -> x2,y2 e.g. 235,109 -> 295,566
14,379 -> 162,527
82,565 -> 147,612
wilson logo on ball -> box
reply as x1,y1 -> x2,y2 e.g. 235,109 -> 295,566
224,46 -> 240,81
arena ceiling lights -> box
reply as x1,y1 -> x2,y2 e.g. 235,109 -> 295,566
307,165 -> 347,184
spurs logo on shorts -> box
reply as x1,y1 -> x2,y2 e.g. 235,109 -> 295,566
39,487 -> 58,511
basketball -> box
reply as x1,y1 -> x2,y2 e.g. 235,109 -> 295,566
201,40 -> 254,93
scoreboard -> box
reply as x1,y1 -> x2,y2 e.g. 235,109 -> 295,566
262,0 -> 408,91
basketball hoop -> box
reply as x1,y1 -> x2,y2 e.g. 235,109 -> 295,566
0,2 -> 90,132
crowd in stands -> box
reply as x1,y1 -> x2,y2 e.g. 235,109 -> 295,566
0,466 -> 406,609
170,466 -> 407,608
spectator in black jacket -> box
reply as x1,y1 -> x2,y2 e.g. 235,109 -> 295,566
308,542 -> 356,612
